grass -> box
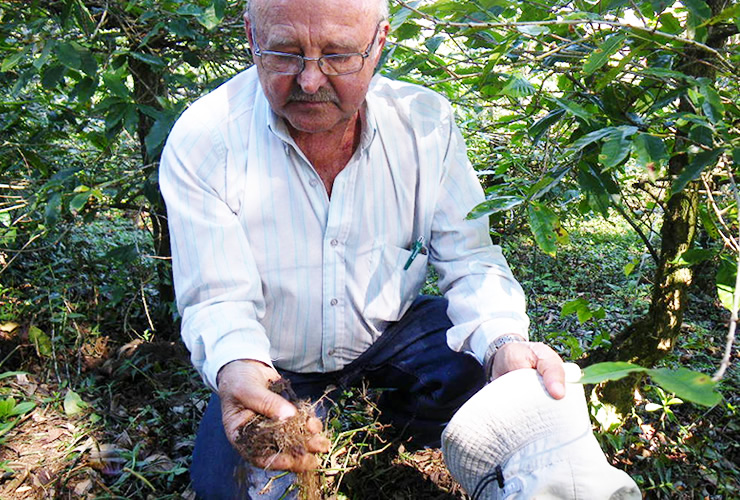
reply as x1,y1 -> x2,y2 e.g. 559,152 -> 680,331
0,209 -> 737,498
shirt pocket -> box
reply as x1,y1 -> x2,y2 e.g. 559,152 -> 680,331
363,243 -> 429,324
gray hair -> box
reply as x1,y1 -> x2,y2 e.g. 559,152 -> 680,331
246,0 -> 389,22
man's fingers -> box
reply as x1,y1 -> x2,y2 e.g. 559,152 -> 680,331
529,342 -> 566,400
254,388 -> 297,421
306,433 -> 331,453
306,416 -> 323,434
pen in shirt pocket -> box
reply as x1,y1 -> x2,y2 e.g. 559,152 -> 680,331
403,236 -> 427,270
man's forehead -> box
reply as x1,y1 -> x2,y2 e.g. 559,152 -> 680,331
250,0 -> 376,14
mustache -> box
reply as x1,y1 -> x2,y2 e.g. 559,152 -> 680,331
288,87 -> 339,104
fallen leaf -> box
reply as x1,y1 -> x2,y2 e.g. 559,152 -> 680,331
142,453 -> 175,473
64,389 -> 87,416
0,322 -> 19,333
73,478 -> 93,496
40,427 -> 65,445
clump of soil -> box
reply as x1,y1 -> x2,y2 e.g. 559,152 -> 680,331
234,378 -> 322,499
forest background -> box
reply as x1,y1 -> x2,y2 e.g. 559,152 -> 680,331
0,0 -> 738,498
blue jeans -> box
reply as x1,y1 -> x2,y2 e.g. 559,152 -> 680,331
190,296 -> 485,499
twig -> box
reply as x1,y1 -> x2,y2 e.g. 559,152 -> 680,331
140,283 -> 156,334
611,201 -> 660,264
0,232 -> 42,276
713,165 -> 739,381
701,174 -> 739,253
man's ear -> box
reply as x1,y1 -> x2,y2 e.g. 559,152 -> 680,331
374,21 -> 390,60
244,13 -> 253,46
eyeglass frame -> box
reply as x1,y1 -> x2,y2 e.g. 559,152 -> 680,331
250,22 -> 382,76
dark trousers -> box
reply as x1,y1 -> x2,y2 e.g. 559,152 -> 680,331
190,296 -> 485,499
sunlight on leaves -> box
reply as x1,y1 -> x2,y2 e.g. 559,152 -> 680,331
649,368 -> 722,407
580,361 -> 647,384
64,390 -> 88,417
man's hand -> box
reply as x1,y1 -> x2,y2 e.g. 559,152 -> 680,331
491,342 -> 566,399
217,359 -> 331,471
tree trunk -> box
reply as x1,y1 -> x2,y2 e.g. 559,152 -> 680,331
582,0 -> 733,413
130,55 -> 176,339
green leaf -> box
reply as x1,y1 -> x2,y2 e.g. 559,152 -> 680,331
63,390 -> 87,416
632,133 -> 668,168
700,84 -> 725,124
130,51 -> 166,68
569,127 -> 616,153
599,126 -> 638,169
28,326 -> 52,357
425,35 -> 445,53
44,193 -> 62,227
213,0 -> 227,18
561,297 -> 588,317
56,42 -> 83,70
516,25 -> 550,36
553,97 -> 593,123
716,256 -> 736,312
583,34 -> 625,75
41,65 -> 66,89
529,108 -> 565,143
683,0 -> 712,22
501,75 -> 535,97
579,362 -> 647,384
527,202 -> 562,256
145,117 -> 174,157
103,73 -> 130,99
688,124 -> 714,147
672,148 -> 724,194
197,3 -> 222,30
105,243 -> 139,263
73,77 -> 97,102
9,401 -> 35,416
658,12 -> 683,33
700,3 -> 740,27
648,367 -> 721,407
1,51 -> 27,72
672,248 -> 715,266
467,195 -> 525,219
69,192 -> 91,213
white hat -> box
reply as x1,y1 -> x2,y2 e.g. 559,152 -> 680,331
441,363 -> 641,499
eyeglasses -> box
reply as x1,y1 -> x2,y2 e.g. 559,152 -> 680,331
251,23 -> 381,76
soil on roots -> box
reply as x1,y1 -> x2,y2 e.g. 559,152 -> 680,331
233,378 -> 321,500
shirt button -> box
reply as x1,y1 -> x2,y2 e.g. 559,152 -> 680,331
328,349 -> 335,356
330,239 -> 339,247
309,179 -> 319,187
330,298 -> 338,306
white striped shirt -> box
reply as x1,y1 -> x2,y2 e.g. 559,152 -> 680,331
160,67 -> 529,389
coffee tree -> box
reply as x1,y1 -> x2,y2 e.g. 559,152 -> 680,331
386,0 -> 738,410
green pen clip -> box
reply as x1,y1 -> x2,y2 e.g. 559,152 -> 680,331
404,236 -> 425,270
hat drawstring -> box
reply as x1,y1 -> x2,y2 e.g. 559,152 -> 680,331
471,465 -> 505,499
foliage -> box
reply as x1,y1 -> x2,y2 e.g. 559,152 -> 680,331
387,0 -> 739,312
580,361 -> 722,406
0,0 -> 251,335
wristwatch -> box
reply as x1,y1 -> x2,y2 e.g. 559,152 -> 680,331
484,334 -> 526,381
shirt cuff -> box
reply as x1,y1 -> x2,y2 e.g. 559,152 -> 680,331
469,319 -> 529,366
202,331 -> 274,391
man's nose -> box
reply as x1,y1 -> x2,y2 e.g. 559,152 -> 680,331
296,58 -> 328,94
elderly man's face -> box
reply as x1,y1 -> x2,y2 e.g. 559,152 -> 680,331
246,0 -> 388,135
